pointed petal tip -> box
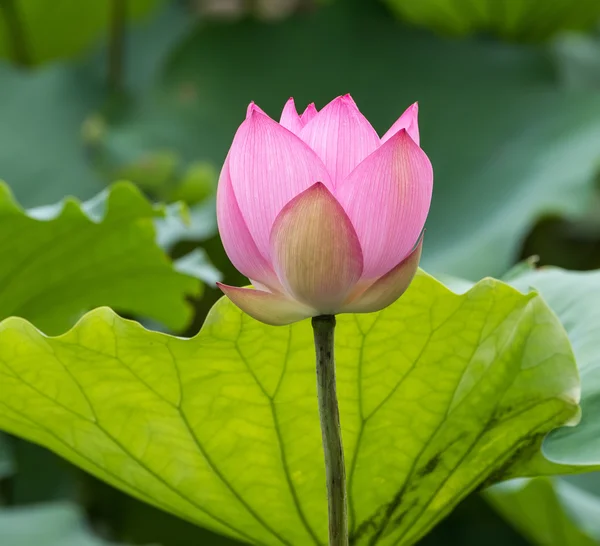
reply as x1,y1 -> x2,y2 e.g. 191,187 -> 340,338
246,102 -> 268,119
274,181 -> 332,223
309,180 -> 329,192
281,97 -> 297,112
341,93 -> 357,106
246,102 -> 257,118
227,104 -> 332,258
300,102 -> 318,124
299,93 -> 379,184
279,97 -> 303,134
381,103 -> 421,146
384,127 -> 418,148
407,102 -> 419,119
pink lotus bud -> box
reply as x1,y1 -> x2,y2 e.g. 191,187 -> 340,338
217,95 -> 433,325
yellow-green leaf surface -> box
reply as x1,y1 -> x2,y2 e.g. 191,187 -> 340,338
0,0 -> 163,64
384,0 -> 600,41
476,268 -> 600,545
0,272 -> 580,545
0,181 -> 200,335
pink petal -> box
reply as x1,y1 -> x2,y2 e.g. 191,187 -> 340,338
270,182 -> 363,313
299,94 -> 380,186
216,157 -> 282,291
246,102 -> 268,118
336,129 -> 433,279
300,103 -> 318,125
381,102 -> 420,146
228,110 -> 332,258
217,283 -> 314,326
279,98 -> 303,135
341,237 -> 422,313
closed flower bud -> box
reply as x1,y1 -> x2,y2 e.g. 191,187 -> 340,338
217,95 -> 433,325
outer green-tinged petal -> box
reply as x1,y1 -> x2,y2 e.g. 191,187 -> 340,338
270,182 -> 363,313
217,283 -> 314,326
342,237 -> 422,313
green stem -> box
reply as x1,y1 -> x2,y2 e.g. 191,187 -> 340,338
108,0 -> 126,92
0,0 -> 32,66
312,315 -> 348,546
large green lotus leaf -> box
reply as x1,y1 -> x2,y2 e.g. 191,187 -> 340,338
443,267 -> 600,470
115,0 -> 600,280
486,478 -> 599,545
443,268 -> 600,544
0,181 -> 200,335
0,0 -> 162,64
383,0 -> 600,41
0,502 -> 120,545
495,268 -> 600,545
0,271 -> 581,545
504,268 -> 600,467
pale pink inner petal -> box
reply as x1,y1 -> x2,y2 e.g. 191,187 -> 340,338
216,158 -> 281,290
279,98 -> 304,135
336,130 -> 433,279
299,94 -> 380,186
381,102 -> 420,146
228,110 -> 332,258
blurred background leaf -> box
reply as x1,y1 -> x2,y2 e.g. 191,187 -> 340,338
0,502 -> 126,545
553,33 -> 600,89
486,478 -> 599,545
0,181 -> 203,335
0,1 -> 192,208
383,0 -> 600,41
0,435 -> 13,482
0,0 -> 163,65
0,63 -> 104,207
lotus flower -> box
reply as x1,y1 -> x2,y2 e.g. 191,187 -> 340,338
216,94 -> 433,326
